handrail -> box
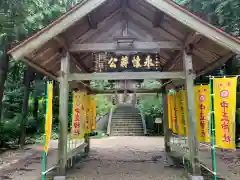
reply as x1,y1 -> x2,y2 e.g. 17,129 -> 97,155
96,112 -> 109,123
136,106 -> 147,135
106,106 -> 114,135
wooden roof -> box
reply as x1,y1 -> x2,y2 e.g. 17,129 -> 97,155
8,0 -> 240,81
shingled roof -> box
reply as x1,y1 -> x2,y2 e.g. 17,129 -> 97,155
8,0 -> 240,80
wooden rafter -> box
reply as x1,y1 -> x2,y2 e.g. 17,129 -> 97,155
71,53 -> 92,73
152,10 -> 164,28
87,14 -> 98,29
24,57 -> 58,81
41,52 -> 61,66
53,36 -> 89,72
145,0 -> 240,54
126,8 -> 179,41
196,53 -> 235,77
163,32 -> 202,70
86,21 -> 123,43
72,10 -> 122,44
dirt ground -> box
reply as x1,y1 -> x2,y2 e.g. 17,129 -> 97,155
0,136 -> 186,180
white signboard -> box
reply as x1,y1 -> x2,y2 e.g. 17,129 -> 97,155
155,118 -> 162,124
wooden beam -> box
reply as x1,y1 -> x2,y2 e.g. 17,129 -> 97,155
68,71 -> 185,81
41,52 -> 61,68
183,50 -> 202,176
126,8 -> 179,41
153,11 -> 164,28
163,32 -> 202,70
87,21 -> 123,43
196,52 -> 235,77
9,0 -> 108,60
162,86 -> 171,154
145,0 -> 240,54
87,14 -> 97,29
69,41 -> 182,52
163,52 -> 181,71
58,52 -> 70,175
71,53 -> 92,73
24,58 -> 58,81
73,10 -> 122,44
54,36 -> 89,72
91,88 -> 163,94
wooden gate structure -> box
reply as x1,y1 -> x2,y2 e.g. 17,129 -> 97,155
7,0 -> 240,179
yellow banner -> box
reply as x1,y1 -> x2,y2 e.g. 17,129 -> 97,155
91,95 -> 96,130
213,77 -> 237,150
167,95 -> 172,129
84,94 -> 91,132
71,92 -> 85,139
176,92 -> 184,135
195,85 -> 211,142
88,95 -> 92,131
44,82 -> 53,153
181,90 -> 188,136
170,94 -> 178,134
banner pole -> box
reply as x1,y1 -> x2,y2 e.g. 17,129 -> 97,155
209,76 -> 217,180
42,82 -> 49,180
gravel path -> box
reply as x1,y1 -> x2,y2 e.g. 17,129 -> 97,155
67,136 -> 187,180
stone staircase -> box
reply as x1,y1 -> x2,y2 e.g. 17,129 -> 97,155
110,105 -> 145,136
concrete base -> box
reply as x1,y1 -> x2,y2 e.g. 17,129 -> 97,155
54,176 -> 66,180
163,153 -> 175,167
188,174 -> 204,180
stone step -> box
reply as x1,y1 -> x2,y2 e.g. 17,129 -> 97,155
113,111 -> 141,115
113,113 -> 141,115
111,132 -> 144,136
112,126 -> 143,129
112,126 -> 143,128
112,122 -> 143,126
112,122 -> 142,125
114,110 -> 140,113
111,121 -> 142,124
112,119 -> 142,124
111,128 -> 143,131
111,126 -> 143,129
110,105 -> 144,137
113,111 -> 140,114
112,124 -> 143,127
112,116 -> 141,119
111,130 -> 144,133
114,111 -> 140,114
112,116 -> 141,118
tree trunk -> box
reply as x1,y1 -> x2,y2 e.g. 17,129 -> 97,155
0,43 -> 10,120
33,73 -> 41,120
19,67 -> 33,148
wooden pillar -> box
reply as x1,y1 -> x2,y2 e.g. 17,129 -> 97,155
183,49 -> 201,176
162,87 -> 171,153
58,52 -> 70,175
